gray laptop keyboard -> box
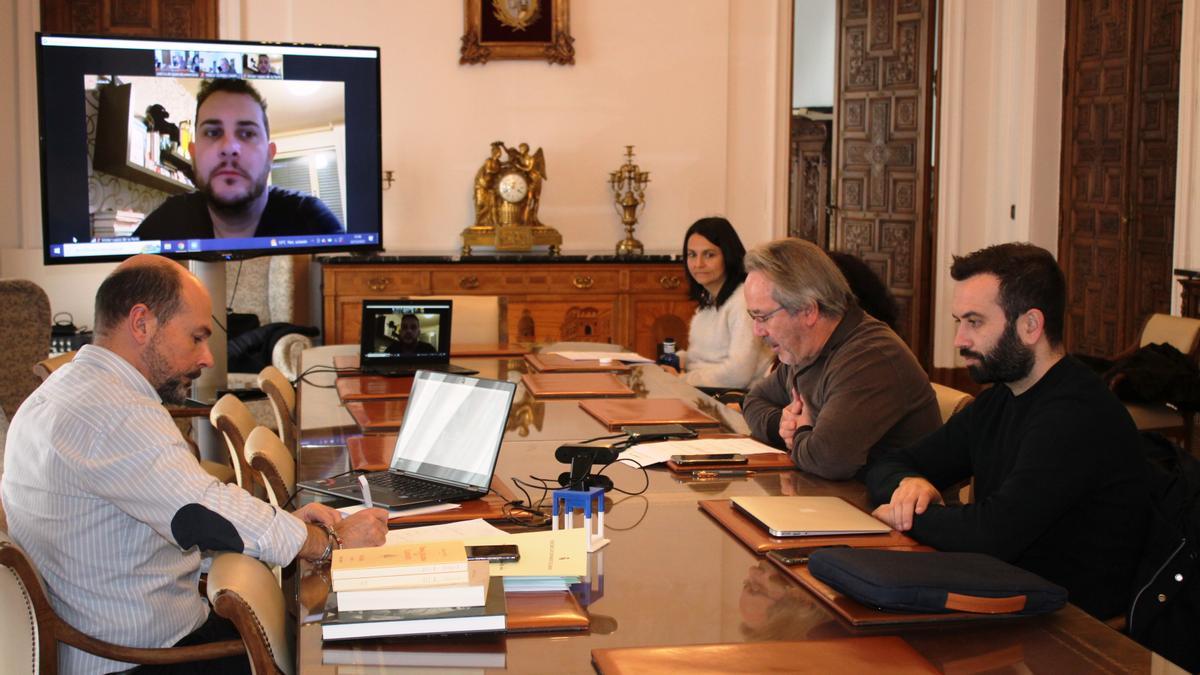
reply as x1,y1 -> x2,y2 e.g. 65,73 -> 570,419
366,472 -> 473,500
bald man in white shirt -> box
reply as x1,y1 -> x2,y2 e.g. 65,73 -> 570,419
1,255 -> 386,674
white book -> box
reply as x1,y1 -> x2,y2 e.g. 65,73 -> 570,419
336,562 -> 488,612
331,568 -> 469,592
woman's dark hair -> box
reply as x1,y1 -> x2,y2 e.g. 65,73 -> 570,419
682,217 -> 747,308
828,251 -> 900,330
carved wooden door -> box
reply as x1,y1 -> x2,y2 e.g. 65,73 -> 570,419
1058,0 -> 1181,357
788,115 -> 831,247
41,0 -> 218,39
830,0 -> 936,362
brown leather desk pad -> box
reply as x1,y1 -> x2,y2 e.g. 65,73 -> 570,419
521,373 -> 635,398
524,353 -> 631,373
665,451 -> 795,472
336,375 -> 414,401
506,590 -> 590,633
579,398 -> 719,429
344,399 -> 408,433
771,558 -> 1027,627
698,499 -> 917,553
591,636 -> 937,674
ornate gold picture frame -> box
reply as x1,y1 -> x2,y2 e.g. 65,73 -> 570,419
460,0 -> 575,65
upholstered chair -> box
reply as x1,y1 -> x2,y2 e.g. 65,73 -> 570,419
0,531 -> 245,673
256,366 -> 297,457
0,280 -> 51,419
206,552 -> 293,675
244,426 -> 294,509
210,394 -> 260,492
1120,313 -> 1200,452
226,256 -> 314,382
930,382 -> 974,424
31,351 -> 77,382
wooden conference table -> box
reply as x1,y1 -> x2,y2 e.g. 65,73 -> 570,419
293,345 -> 1162,674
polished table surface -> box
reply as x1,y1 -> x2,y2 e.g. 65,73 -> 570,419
294,346 -> 1164,674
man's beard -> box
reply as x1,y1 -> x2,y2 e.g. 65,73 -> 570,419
145,334 -> 202,405
960,320 -> 1034,384
196,163 -> 269,215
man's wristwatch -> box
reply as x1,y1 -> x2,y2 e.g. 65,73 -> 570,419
316,523 -> 342,563
795,424 -> 814,434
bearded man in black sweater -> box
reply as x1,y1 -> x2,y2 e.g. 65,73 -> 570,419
866,243 -> 1148,621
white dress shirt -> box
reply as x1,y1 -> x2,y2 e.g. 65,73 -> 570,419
1,345 -> 306,674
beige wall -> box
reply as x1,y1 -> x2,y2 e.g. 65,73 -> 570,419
931,0 -> 1066,368
234,0 -> 789,254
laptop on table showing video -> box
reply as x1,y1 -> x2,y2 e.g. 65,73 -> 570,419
298,370 -> 517,509
358,299 -> 478,377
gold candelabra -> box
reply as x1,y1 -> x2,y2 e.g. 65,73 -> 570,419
609,145 -> 650,256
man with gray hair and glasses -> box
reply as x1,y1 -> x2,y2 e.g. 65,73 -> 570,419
741,238 -> 940,480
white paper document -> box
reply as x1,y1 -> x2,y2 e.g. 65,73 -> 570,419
384,518 -> 507,546
619,436 -> 785,467
549,350 -> 654,363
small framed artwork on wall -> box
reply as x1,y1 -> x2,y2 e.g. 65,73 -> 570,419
460,0 -> 575,65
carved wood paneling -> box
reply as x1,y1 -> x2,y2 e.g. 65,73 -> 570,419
1059,0 -> 1180,357
787,115 -> 831,246
41,0 -> 218,39
832,0 -> 934,360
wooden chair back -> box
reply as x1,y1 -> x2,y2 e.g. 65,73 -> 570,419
244,427 -> 294,509
210,394 -> 259,491
207,552 -> 293,675
256,366 -> 297,455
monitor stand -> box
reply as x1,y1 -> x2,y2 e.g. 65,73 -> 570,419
189,259 -> 228,465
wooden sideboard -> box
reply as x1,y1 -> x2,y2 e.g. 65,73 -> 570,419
321,257 -> 696,357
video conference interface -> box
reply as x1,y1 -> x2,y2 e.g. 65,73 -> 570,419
37,35 -> 381,262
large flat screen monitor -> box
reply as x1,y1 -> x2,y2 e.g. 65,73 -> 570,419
35,33 -> 382,264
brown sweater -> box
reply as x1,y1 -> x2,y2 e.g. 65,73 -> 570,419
742,305 -> 941,480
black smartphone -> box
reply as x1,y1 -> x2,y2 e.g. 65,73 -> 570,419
465,544 -> 520,563
669,453 -> 748,466
765,545 -> 850,566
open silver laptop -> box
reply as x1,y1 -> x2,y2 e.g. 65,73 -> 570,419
298,370 -> 516,509
731,496 -> 892,537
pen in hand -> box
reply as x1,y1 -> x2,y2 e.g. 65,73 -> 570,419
357,474 -> 374,509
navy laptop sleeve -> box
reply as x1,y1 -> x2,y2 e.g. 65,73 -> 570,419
808,548 -> 1068,615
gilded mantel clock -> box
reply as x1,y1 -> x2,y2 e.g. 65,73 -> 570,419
462,141 -> 563,255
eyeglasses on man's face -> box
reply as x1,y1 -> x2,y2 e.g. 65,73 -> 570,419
747,305 -> 787,324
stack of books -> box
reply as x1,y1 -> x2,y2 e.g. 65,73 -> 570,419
322,541 -> 507,641
91,209 -> 144,239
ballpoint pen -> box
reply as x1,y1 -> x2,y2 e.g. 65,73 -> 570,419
692,469 -> 757,478
357,474 -> 374,509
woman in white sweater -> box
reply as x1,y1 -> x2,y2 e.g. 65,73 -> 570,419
671,217 -> 771,389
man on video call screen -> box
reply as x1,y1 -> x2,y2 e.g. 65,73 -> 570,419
378,313 -> 438,355
133,78 -> 343,241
